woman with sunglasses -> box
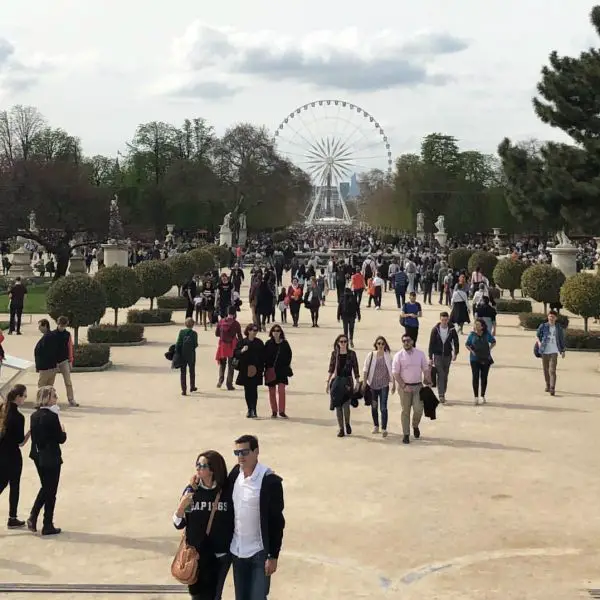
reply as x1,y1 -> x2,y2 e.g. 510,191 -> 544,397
327,334 -> 360,437
174,450 -> 233,600
234,324 -> 265,418
264,325 -> 293,418
363,336 -> 395,437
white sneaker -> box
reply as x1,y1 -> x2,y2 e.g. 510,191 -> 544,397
482,396 -> 487,404
382,430 -> 388,438
375,306 -> 381,310
372,426 -> 380,434
474,397 -> 479,406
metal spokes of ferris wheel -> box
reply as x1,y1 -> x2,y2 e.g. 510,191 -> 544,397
274,99 -> 393,225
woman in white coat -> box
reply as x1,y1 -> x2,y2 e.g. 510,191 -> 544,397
362,336 -> 395,437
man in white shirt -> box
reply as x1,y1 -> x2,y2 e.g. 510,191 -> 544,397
228,435 -> 285,600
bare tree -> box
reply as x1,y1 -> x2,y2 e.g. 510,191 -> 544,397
10,105 -> 45,161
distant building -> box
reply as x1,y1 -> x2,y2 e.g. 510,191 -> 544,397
348,173 -> 360,198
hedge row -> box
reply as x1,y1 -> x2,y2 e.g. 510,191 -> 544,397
495,299 -> 532,314
73,344 -> 111,368
565,329 -> 600,350
127,309 -> 173,324
157,296 -> 188,310
88,323 -> 145,344
518,312 -> 570,330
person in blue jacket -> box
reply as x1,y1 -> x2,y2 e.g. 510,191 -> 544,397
465,318 -> 496,406
535,310 -> 566,396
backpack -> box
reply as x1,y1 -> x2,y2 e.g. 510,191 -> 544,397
219,319 -> 237,344
364,263 -> 373,280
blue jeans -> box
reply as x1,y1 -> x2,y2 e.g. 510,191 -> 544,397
371,386 -> 389,430
232,550 -> 271,600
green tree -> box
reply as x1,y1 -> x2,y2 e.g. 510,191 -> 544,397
468,251 -> 498,281
46,274 -> 107,346
492,259 -> 527,299
167,253 -> 197,290
95,265 -> 142,325
521,264 -> 566,312
134,260 -> 173,309
560,272 -> 600,332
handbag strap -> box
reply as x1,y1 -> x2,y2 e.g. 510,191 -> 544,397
206,490 -> 222,536
365,351 -> 374,382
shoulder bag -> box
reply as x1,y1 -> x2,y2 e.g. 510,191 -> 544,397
171,490 -> 222,585
265,345 -> 280,385
362,352 -> 374,406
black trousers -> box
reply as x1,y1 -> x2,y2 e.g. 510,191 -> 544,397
0,452 -> 23,518
374,287 -> 382,307
471,362 -> 490,397
342,318 -> 355,341
289,301 -> 301,325
423,287 -> 432,304
185,302 -> 194,319
180,360 -> 196,392
9,305 -> 23,333
310,306 -> 319,325
353,289 -> 363,306
404,326 -> 419,345
189,553 -> 232,600
395,288 -> 406,309
30,461 -> 61,527
244,384 -> 258,411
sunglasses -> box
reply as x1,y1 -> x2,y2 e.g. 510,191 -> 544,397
234,449 -> 252,457
250,328 -> 258,332
376,341 -> 385,346
339,340 -> 348,344
196,463 -> 210,470
402,339 -> 412,343
272,329 -> 282,333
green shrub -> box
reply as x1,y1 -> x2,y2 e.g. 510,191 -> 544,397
521,264 -> 565,312
0,276 -> 8,293
518,312 -> 570,330
204,244 -> 231,268
468,251 -> 498,280
564,329 -> 600,350
95,265 -> 142,325
560,272 -> 600,333
493,259 -> 526,299
448,248 -> 474,272
271,230 -> 288,244
488,286 -> 501,301
157,296 -> 188,310
127,309 -> 173,324
188,248 -> 216,275
87,323 -> 145,344
46,274 -> 107,346
495,298 -> 532,313
0,321 -> 9,330
167,254 -> 197,287
134,260 -> 173,309
73,343 -> 111,368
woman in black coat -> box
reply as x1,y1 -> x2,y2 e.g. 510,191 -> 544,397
28,385 -> 67,535
264,325 -> 293,419
234,324 -> 265,419
174,450 -> 233,600
0,384 -> 28,528
256,279 -> 274,332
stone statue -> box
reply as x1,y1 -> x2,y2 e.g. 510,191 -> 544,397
239,213 -> 247,231
416,211 -> 425,232
221,212 -> 232,231
108,193 -> 125,243
434,215 -> 445,233
29,210 -> 37,232
556,229 -> 573,247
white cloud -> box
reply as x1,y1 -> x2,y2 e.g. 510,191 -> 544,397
155,23 -> 469,99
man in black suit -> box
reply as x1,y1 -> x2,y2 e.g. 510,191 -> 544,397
8,277 -> 27,335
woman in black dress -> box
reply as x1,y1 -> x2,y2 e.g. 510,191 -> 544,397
264,325 -> 293,419
28,385 -> 67,535
326,334 -> 360,438
234,324 -> 265,419
173,450 -> 233,600
216,273 -> 233,319
0,384 -> 28,528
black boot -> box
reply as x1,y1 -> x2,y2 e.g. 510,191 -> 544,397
7,517 -> 25,529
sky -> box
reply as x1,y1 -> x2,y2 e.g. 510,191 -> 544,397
0,0 -> 596,166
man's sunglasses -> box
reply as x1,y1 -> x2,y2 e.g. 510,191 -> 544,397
234,449 -> 252,457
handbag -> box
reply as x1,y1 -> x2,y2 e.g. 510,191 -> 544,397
171,491 -> 221,585
265,346 -> 280,385
362,352 -> 374,406
533,341 -> 542,358
247,365 -> 257,378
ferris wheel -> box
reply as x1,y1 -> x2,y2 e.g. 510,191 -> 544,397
274,99 -> 393,225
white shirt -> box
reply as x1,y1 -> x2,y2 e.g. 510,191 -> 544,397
230,463 -> 269,558
439,325 -> 449,344
544,325 -> 559,354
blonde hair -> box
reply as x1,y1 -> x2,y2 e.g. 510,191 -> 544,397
185,317 -> 195,328
35,386 -> 57,408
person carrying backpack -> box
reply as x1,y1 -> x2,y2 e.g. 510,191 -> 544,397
175,318 -> 198,396
337,287 -> 361,348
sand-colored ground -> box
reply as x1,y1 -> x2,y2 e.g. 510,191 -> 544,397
1,277 -> 599,600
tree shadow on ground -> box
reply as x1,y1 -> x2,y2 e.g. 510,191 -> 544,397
61,405 -> 156,416
110,365 -> 170,374
284,416 -> 372,428
447,400 -> 586,413
56,531 -> 175,556
0,557 -> 50,577
353,433 -> 538,453
557,390 -> 600,399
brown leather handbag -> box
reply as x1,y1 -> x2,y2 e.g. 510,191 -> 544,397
171,491 -> 221,585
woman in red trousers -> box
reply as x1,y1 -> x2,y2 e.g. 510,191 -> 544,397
263,325 -> 293,418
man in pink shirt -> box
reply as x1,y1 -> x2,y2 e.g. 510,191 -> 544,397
392,334 -> 430,444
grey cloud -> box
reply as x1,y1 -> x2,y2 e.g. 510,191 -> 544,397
0,38 -> 15,66
172,79 -> 240,99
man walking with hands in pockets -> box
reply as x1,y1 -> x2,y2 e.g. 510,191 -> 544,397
393,334 -> 430,445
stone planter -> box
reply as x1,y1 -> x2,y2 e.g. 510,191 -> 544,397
72,361 -> 113,373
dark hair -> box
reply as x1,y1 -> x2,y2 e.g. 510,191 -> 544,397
402,334 -> 413,342
235,434 -> 259,451
481,296 -> 490,305
333,333 -> 348,349
204,279 -> 213,289
475,318 -> 488,332
268,324 -> 285,339
38,318 -> 50,329
244,323 -> 258,336
373,336 -> 390,352
57,316 -> 69,326
227,306 -> 237,316
439,311 -> 449,318
0,384 -> 26,435
548,309 -> 558,316
195,450 -> 228,489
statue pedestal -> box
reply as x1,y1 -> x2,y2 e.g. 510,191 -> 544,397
416,231 -> 425,242
434,232 -> 447,247
219,227 -> 232,247
10,245 -> 34,278
102,243 -> 129,268
238,228 -> 247,247
68,254 -> 86,274
549,246 -> 577,278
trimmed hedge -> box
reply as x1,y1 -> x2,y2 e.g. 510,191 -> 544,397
157,296 -> 188,310
521,264 -> 565,311
0,321 -> 9,331
134,260 -> 173,309
73,343 -> 111,368
448,248 -> 474,272
565,329 -> 600,350
188,248 -> 216,275
87,323 -> 145,344
127,309 -> 173,324
518,312 -> 570,330
493,259 -> 527,298
560,272 -> 600,333
468,250 -> 498,280
495,298 -> 532,313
